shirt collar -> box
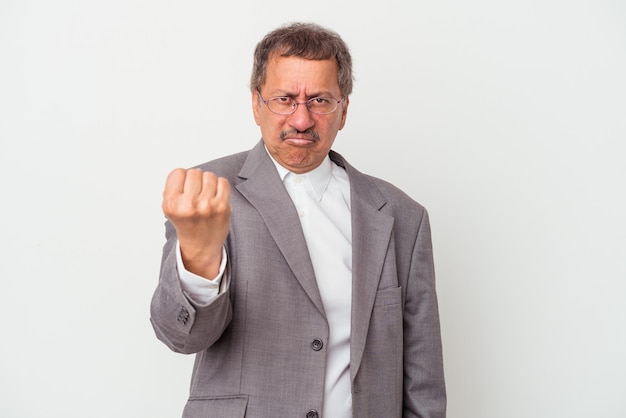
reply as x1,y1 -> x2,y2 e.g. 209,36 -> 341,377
265,145 -> 332,201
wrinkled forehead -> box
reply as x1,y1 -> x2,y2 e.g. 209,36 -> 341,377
264,55 -> 340,91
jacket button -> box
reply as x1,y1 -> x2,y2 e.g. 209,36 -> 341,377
306,410 -> 319,418
311,338 -> 323,351
177,307 -> 190,325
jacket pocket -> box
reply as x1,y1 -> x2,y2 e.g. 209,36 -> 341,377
183,395 -> 248,418
373,286 -> 401,307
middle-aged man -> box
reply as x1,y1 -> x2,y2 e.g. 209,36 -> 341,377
150,22 -> 446,418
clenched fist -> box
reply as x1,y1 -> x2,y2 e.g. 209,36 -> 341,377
162,168 -> 232,279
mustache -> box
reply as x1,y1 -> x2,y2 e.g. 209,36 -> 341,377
279,129 -> 320,141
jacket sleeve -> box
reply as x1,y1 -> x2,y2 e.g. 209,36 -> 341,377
150,220 -> 233,354
403,209 -> 447,417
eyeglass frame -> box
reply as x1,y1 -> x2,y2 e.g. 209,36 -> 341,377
256,91 -> 345,115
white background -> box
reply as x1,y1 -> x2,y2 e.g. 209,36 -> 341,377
1,1 -> 625,417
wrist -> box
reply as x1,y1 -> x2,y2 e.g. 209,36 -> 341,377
178,242 -> 223,280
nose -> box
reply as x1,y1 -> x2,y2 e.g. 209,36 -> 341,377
288,101 -> 315,132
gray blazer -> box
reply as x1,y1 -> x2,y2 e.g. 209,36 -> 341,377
150,140 -> 446,417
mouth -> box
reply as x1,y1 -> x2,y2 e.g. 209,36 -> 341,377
283,137 -> 317,146
280,129 -> 319,146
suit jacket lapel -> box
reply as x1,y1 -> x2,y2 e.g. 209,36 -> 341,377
330,152 -> 395,383
235,141 -> 326,317
235,144 -> 393,379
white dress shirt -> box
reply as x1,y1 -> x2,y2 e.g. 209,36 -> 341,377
178,152 -> 353,418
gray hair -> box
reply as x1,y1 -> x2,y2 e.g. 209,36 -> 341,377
250,22 -> 353,97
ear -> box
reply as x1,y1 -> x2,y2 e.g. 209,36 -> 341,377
338,96 -> 349,130
252,91 -> 262,126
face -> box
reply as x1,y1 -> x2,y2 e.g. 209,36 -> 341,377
252,55 -> 349,174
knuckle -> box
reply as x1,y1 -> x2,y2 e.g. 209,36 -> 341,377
168,168 -> 185,179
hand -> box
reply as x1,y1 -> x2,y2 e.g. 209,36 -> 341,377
162,168 -> 232,279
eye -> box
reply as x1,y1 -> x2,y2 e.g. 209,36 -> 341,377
275,96 -> 292,104
311,97 -> 331,104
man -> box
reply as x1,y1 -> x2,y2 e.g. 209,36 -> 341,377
150,22 -> 446,418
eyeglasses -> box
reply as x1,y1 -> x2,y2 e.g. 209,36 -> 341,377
257,92 -> 344,115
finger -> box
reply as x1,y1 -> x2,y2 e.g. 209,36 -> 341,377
200,171 -> 218,197
214,177 -> 231,206
164,168 -> 186,196
183,168 -> 204,195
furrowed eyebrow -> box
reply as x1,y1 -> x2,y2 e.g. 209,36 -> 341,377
309,92 -> 335,98
268,90 -> 336,99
